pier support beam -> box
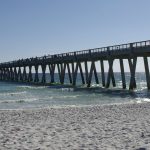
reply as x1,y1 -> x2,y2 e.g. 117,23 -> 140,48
84,61 -> 89,84
10,67 -> 14,81
100,60 -> 105,87
72,62 -> 85,86
14,67 -> 18,81
3,68 -> 6,81
23,66 -> 27,81
72,62 -> 76,86
34,65 -> 39,82
0,69 -> 2,80
106,59 -> 116,88
119,59 -> 126,89
87,61 -> 94,87
3,69 -> 5,80
93,62 -> 99,84
6,68 -> 10,80
143,56 -> 150,90
8,68 -> 10,80
28,66 -> 33,82
60,63 -> 66,84
0,69 -> 3,80
49,64 -> 55,83
4,68 -> 7,80
87,61 -> 99,87
67,63 -> 72,84
18,67 -> 23,81
2,69 -> 5,80
128,58 -> 137,90
0,69 -> 1,80
78,62 -> 85,84
41,65 -> 46,83
57,64 -> 61,83
72,62 -> 78,86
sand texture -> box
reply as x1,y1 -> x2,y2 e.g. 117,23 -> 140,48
0,103 -> 150,150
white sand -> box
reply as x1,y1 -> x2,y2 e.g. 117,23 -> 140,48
0,103 -> 150,150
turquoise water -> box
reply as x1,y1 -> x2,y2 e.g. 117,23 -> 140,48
0,73 -> 149,109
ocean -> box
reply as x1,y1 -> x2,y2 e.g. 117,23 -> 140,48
0,72 -> 149,109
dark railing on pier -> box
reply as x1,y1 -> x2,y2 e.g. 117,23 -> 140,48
0,40 -> 150,90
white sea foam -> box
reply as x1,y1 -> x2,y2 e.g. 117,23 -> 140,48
17,85 -> 46,89
61,88 -> 74,92
91,84 -> 100,87
136,98 -> 150,103
61,95 -> 79,98
139,81 -> 146,85
0,91 -> 27,96
46,95 -> 79,99
0,98 -> 39,103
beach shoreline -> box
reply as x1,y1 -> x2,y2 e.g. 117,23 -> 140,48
0,102 -> 150,150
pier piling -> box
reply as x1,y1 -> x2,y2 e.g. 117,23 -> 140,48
119,59 -> 126,89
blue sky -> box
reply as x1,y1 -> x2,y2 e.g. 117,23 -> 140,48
0,0 -> 150,71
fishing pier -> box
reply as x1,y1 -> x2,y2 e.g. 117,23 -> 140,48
0,40 -> 150,90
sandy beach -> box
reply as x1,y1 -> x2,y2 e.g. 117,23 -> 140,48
0,103 -> 150,150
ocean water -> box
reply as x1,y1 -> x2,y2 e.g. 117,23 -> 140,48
0,72 -> 149,109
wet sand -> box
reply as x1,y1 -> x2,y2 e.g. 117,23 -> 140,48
0,103 -> 150,150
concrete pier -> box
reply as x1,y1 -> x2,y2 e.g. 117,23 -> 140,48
0,40 -> 150,90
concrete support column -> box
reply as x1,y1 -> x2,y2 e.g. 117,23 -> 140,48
18,67 -> 23,81
128,58 -> 137,90
2,68 -> 6,80
84,61 -> 88,84
1,69 -> 4,80
28,66 -> 33,82
7,68 -> 10,80
4,68 -> 7,80
0,69 -> 2,80
143,56 -> 150,90
72,62 -> 78,86
5,68 -> 8,80
72,62 -> 75,85
119,59 -> 126,89
0,69 -> 3,80
106,59 -> 116,88
2,69 -> 5,80
87,61 -> 94,87
87,61 -> 99,87
100,60 -> 105,87
57,64 -> 61,83
34,65 -> 39,82
41,64 -> 46,83
67,63 -> 72,84
60,63 -> 66,84
14,67 -> 18,81
10,67 -> 14,81
23,66 -> 27,81
78,62 -> 85,84
49,64 -> 55,83
93,62 -> 99,84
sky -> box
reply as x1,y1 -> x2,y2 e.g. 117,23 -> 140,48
0,0 -> 150,72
